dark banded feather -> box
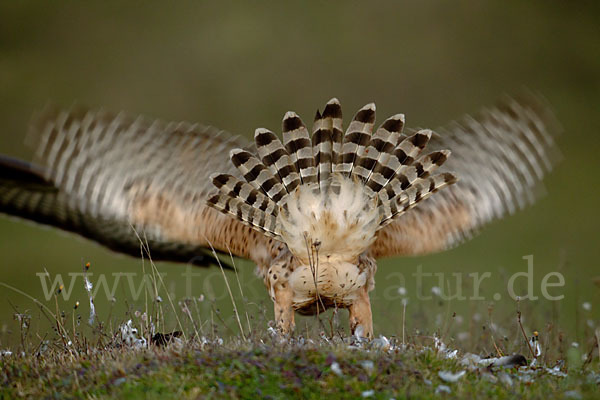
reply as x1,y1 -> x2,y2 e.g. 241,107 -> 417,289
322,98 -> 343,166
335,103 -> 376,176
229,149 -> 287,203
254,128 -> 300,193
207,192 -> 279,238
282,112 -> 317,184
211,173 -> 278,217
379,172 -> 458,226
311,109 -> 333,190
363,114 -> 405,194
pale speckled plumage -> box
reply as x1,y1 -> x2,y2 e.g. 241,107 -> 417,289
0,94 -> 560,338
279,176 -> 380,263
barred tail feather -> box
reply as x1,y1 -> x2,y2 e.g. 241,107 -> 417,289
229,149 -> 287,203
254,128 -> 300,193
312,110 -> 333,190
362,114 -> 405,194
379,172 -> 458,226
211,173 -> 279,217
335,103 -> 376,177
282,112 -> 317,184
323,98 -> 343,166
207,192 -> 279,238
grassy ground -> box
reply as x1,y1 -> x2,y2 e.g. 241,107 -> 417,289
1,333 -> 599,399
0,254 -> 598,399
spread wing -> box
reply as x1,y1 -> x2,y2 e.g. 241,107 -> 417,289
0,107 -> 273,267
370,93 -> 560,258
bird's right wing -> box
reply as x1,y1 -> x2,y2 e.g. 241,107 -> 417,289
0,107 -> 274,267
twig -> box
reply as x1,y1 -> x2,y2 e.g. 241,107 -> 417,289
487,305 -> 504,357
402,301 -> 406,345
596,328 -> 600,361
303,234 -> 327,334
517,310 -> 535,359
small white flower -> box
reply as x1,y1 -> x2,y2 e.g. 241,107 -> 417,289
571,342 -> 579,348
438,370 -> 466,383
564,390 -> 582,399
435,385 -> 451,394
331,362 -> 343,376
431,286 -> 442,297
587,319 -> 595,328
459,353 -> 481,369
361,390 -> 374,398
582,302 -> 592,311
372,335 -> 390,351
397,287 -> 407,296
446,349 -> 458,359
546,365 -> 567,378
156,296 -> 163,303
361,360 -> 374,374
433,336 -> 446,352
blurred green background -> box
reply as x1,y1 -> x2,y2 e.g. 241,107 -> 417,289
0,1 -> 598,348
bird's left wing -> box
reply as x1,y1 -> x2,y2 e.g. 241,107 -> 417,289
370,93 -> 560,258
0,107 -> 272,267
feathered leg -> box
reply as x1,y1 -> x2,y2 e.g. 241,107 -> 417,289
273,282 -> 295,335
348,286 -> 373,339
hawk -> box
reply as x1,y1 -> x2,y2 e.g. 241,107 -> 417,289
0,95 -> 559,338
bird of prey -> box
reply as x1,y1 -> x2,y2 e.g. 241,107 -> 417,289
0,95 -> 559,338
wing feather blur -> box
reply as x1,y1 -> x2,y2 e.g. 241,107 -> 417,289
370,93 -> 560,258
0,106 -> 273,266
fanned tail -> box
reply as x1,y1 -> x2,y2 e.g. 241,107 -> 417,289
207,98 -> 456,255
